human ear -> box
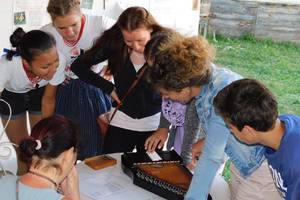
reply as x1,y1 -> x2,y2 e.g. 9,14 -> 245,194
61,147 -> 75,163
66,147 -> 75,157
242,125 -> 260,144
244,125 -> 256,135
228,123 -> 238,132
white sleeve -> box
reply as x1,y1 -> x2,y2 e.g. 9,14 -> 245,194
0,57 -> 10,92
49,52 -> 66,86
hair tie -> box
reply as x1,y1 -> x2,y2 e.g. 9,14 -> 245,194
35,140 -> 42,150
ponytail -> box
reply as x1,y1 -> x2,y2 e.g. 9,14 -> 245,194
6,27 -> 25,60
19,137 -> 42,163
19,115 -> 79,165
6,28 -> 56,63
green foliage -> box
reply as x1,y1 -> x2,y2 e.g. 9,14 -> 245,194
222,160 -> 231,183
210,36 -> 300,115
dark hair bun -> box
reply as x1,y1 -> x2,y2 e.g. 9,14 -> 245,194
10,27 -> 26,48
19,138 -> 37,159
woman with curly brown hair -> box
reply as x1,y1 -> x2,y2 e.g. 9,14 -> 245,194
144,34 -> 281,200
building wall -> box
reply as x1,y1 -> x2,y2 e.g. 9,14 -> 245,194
0,0 -> 200,53
0,1 -> 13,52
210,0 -> 300,43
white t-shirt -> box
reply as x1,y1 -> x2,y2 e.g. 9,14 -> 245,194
0,53 -> 66,93
41,14 -> 115,79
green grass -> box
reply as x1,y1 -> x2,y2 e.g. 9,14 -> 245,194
208,35 -> 300,182
210,35 -> 300,115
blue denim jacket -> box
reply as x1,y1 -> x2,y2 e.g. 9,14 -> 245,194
185,65 -> 266,200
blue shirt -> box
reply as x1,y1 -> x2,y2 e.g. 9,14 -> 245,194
185,65 -> 266,200
0,174 -> 64,200
265,114 -> 300,200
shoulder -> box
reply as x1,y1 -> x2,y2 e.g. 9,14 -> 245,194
41,24 -> 64,45
57,51 -> 67,64
196,64 -> 242,101
211,64 -> 243,90
280,114 -> 300,129
280,114 -> 300,142
48,51 -> 66,86
0,175 -> 17,197
41,23 -> 59,36
18,182 -> 64,200
0,55 -> 21,72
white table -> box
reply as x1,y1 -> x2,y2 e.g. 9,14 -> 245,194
77,153 -> 165,200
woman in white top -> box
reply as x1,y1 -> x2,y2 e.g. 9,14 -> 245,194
41,0 -> 115,160
0,28 -> 65,175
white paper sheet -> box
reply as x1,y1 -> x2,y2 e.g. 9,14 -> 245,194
77,154 -> 165,200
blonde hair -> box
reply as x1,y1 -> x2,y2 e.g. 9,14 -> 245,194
47,0 -> 81,20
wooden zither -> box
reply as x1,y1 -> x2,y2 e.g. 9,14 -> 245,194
121,150 -> 212,200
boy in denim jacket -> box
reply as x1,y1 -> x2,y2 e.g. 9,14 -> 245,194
214,78 -> 300,200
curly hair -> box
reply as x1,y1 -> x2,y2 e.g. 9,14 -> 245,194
145,34 -> 215,91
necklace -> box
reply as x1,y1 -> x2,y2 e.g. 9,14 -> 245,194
28,170 -> 62,193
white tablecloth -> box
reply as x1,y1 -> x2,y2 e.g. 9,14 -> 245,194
77,153 -> 165,200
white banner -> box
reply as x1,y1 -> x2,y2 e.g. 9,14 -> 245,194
13,0 -> 50,31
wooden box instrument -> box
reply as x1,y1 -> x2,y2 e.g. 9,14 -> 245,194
121,150 -> 212,200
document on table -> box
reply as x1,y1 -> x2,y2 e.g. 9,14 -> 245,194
78,162 -> 164,200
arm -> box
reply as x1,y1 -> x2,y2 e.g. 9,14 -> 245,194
41,84 -> 57,118
188,138 -> 205,170
61,166 -> 80,200
185,111 -> 229,200
71,51 -> 115,95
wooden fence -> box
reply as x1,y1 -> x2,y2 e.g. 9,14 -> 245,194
209,0 -> 300,43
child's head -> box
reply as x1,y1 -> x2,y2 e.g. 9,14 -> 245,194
117,6 -> 165,54
47,0 -> 81,20
47,0 -> 82,43
19,115 -> 79,174
84,6 -> 169,75
7,28 -> 58,80
214,78 -> 278,135
145,35 -> 214,104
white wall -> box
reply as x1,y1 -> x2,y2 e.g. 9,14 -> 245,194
0,0 -> 199,54
0,0 -> 13,53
